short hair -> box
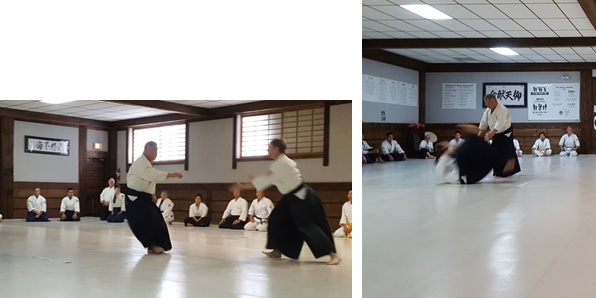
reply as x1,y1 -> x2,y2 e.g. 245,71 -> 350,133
539,132 -> 545,137
67,188 -> 74,192
455,131 -> 461,135
114,185 -> 121,189
270,139 -> 286,153
108,178 -> 115,183
567,126 -> 573,130
144,141 -> 157,150
386,132 -> 394,137
484,94 -> 497,101
194,193 -> 203,200
161,190 -> 168,194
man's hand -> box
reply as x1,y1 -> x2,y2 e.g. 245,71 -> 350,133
167,172 -> 183,179
220,218 -> 226,225
232,219 -> 241,225
343,225 -> 352,234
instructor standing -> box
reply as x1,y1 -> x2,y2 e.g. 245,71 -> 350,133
126,141 -> 183,254
478,94 -> 521,177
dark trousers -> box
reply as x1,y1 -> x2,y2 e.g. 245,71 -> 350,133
219,216 -> 245,229
363,152 -> 380,163
184,216 -> 210,227
26,212 -> 50,222
419,149 -> 435,158
61,210 -> 80,221
491,128 -> 521,177
456,136 -> 496,184
125,189 -> 172,251
99,204 -> 110,220
266,185 -> 336,259
107,208 -> 126,223
381,152 -> 405,162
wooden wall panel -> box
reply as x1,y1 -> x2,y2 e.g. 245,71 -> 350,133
13,182 -> 80,219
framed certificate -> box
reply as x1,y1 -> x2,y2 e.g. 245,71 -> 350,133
25,135 -> 70,156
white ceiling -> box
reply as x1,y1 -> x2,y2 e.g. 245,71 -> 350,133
0,100 -> 259,122
362,0 -> 596,63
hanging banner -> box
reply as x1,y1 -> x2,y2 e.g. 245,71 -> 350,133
528,83 -> 580,121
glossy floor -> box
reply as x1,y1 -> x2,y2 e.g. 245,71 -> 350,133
0,219 -> 351,298
363,155 -> 596,297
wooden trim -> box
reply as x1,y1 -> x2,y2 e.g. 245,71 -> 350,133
427,62 -> 596,72
580,69 -> 593,153
79,126 -> 87,214
232,115 -> 238,170
363,37 -> 596,49
323,102 -> 330,167
0,107 -> 109,129
103,100 -> 209,117
363,49 -> 428,71
185,120 -> 189,171
111,113 -> 196,130
1,117 -> 14,218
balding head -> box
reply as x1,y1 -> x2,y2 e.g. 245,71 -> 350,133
143,141 -> 158,161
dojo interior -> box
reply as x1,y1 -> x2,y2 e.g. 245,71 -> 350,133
363,1 -> 596,296
0,100 -> 352,297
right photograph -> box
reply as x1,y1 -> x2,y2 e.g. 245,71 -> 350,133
363,1 -> 596,297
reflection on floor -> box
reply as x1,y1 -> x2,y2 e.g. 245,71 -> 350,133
364,155 -> 596,297
0,218 -> 351,298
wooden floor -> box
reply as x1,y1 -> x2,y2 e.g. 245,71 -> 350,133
0,218 -> 351,298
363,154 -> 596,297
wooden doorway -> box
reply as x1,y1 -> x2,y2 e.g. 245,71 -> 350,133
81,157 -> 107,216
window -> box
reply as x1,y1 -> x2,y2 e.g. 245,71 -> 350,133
239,105 -> 325,159
128,123 -> 186,163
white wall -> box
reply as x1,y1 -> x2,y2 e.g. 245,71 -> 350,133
117,103 -> 352,184
87,129 -> 108,151
14,121 -> 79,182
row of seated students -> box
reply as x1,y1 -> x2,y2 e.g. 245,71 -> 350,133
363,127 -> 581,164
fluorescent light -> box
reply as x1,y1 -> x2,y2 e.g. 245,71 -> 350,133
490,48 -> 519,56
400,5 -> 452,20
40,99 -> 75,104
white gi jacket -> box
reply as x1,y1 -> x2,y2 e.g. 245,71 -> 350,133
248,197 -> 274,219
27,195 -> 47,213
108,193 -> 126,211
156,198 -> 174,221
60,196 -> 80,212
479,103 -> 511,135
381,140 -> 405,155
252,154 -> 307,200
127,154 -> 168,200
222,197 -> 248,221
189,202 -> 208,218
559,133 -> 580,148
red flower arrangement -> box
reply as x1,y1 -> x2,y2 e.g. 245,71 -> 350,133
408,123 -> 425,129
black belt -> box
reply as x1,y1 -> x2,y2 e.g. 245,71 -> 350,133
288,183 -> 305,195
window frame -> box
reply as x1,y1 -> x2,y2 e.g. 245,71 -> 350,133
126,121 -> 188,167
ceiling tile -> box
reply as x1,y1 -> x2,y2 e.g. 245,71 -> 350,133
374,5 -> 425,19
580,29 -> 596,37
464,4 -> 509,18
507,30 -> 535,37
542,19 -> 575,30
555,30 -> 581,37
495,4 -> 537,19
432,31 -> 464,37
570,18 -> 594,30
558,3 -> 587,18
459,19 -> 499,30
363,32 -> 395,38
526,4 -> 566,18
560,54 -> 584,62
383,31 -> 418,38
581,54 -> 596,61
551,47 -> 575,55
517,19 -> 550,31
455,0 -> 489,3
434,19 -> 474,30
363,0 -> 396,4
510,48 -> 538,54
423,0 -> 458,3
489,19 -> 526,31
362,20 -> 397,31
458,31 -> 489,37
379,19 -> 423,31
363,6 -> 395,20
572,47 -> 596,54
433,4 -> 480,18
480,30 -> 511,37
533,48 -> 557,55
488,0 -> 521,3
407,31 -> 441,38
405,19 -> 451,31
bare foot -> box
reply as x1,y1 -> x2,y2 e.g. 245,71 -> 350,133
327,252 -> 341,265
185,223 -> 193,227
148,246 -> 165,254
262,250 -> 282,258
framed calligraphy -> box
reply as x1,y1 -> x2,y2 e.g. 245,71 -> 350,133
482,82 -> 527,108
25,136 -> 70,156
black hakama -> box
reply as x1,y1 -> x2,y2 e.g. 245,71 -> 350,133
125,188 -> 172,251
266,184 -> 336,259
490,126 -> 521,177
183,216 -> 210,227
455,136 -> 497,184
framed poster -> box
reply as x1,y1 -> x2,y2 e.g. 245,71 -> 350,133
483,82 -> 527,108
25,135 -> 70,156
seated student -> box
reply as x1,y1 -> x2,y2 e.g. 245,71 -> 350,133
513,139 -> 523,157
184,193 -> 210,227
219,187 -> 248,229
362,133 -> 384,164
380,132 -> 407,162
26,188 -> 50,222
334,190 -> 352,238
418,134 -> 436,159
559,126 -> 580,156
107,185 -> 126,223
449,131 -> 465,149
155,190 -> 174,224
532,132 -> 552,157
244,190 -> 274,232
0,212 -> 2,223
60,188 -> 81,221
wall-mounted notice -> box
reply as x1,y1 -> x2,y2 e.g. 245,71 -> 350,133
442,83 -> 476,109
528,83 -> 580,121
362,74 -> 418,106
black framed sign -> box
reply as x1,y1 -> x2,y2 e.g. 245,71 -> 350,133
483,82 -> 527,108
25,135 -> 70,156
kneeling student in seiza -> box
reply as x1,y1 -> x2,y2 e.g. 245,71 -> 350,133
219,188 -> 248,229
107,185 -> 126,223
184,193 -> 210,227
60,188 -> 81,221
26,188 -> 50,222
334,190 -> 352,238
244,190 -> 274,232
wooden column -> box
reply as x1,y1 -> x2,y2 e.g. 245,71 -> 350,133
580,69 -> 593,153
79,126 -> 88,215
0,117 -> 14,218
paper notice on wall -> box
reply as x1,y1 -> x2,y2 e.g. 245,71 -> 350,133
528,83 -> 579,121
362,74 -> 418,106
442,83 -> 476,109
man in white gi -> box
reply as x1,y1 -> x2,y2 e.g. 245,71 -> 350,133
184,193 -> 210,227
26,188 -> 50,222
244,190 -> 274,232
362,133 -> 384,164
107,185 -> 126,223
333,190 -> 352,238
418,134 -> 436,159
513,139 -> 522,156
246,138 -> 340,265
60,188 -> 80,221
380,132 -> 407,162
99,178 -> 115,220
559,126 -> 580,156
219,188 -> 248,229
478,94 -> 521,178
156,190 -> 174,224
126,141 -> 183,254
532,132 -> 552,157
449,131 -> 465,149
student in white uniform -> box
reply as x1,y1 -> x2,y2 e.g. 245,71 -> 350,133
559,126 -> 580,156
532,132 -> 552,157
219,188 -> 248,229
362,133 -> 384,164
99,178 -> 115,220
60,188 -> 81,221
247,138 -> 340,265
107,185 -> 126,223
513,139 -> 522,157
333,190 -> 352,238
449,131 -> 465,149
26,188 -> 50,222
244,190 -> 274,232
125,141 -> 183,254
418,134 -> 436,159
156,190 -> 174,224
380,132 -> 407,162
184,193 -> 210,227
